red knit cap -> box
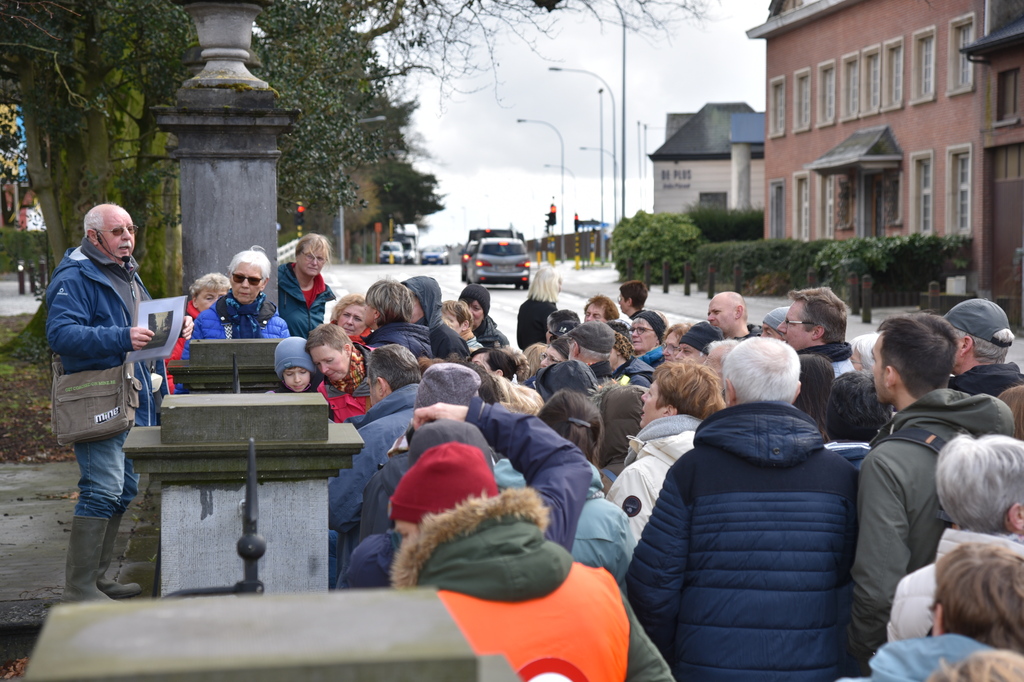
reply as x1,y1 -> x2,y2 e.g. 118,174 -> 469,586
389,442 -> 498,525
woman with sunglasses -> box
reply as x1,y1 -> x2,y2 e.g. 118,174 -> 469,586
278,234 -> 337,338
184,246 -> 291,357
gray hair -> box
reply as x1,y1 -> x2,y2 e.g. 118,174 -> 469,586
951,328 -> 1012,364
228,245 -> 271,280
850,333 -> 880,371
366,344 -> 421,391
188,272 -> 231,299
722,337 -> 800,404
83,203 -> 129,234
528,265 -> 562,304
365,278 -> 414,325
937,434 -> 1024,534
574,345 -> 610,364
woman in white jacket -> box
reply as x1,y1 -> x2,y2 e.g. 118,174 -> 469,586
607,362 -> 725,540
887,434 -> 1024,642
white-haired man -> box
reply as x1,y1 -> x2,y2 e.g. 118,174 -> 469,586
944,298 -> 1024,397
627,337 -> 858,682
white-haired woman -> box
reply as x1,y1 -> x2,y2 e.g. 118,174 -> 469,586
516,265 -> 562,349
185,246 -> 290,356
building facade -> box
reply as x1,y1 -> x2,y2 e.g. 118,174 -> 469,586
650,103 -> 765,213
749,0 -> 1024,301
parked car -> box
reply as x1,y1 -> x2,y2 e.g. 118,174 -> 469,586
460,240 -> 478,281
465,238 -> 531,289
379,241 -> 404,264
420,245 -> 449,265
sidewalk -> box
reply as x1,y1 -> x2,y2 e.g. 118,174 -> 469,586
0,276 -> 43,317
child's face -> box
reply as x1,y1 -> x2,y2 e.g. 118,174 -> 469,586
193,288 -> 227,314
282,367 -> 312,392
441,313 -> 460,332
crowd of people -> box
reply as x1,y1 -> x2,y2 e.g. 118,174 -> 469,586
46,205 -> 1024,682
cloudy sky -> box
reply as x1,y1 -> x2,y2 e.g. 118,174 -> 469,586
408,0 -> 770,248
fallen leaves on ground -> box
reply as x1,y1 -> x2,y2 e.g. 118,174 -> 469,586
0,657 -> 27,679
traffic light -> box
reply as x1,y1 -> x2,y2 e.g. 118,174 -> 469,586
574,213 -> 580,232
295,203 -> 306,226
546,204 -> 556,227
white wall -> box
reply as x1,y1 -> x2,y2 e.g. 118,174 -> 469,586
652,159 -> 765,214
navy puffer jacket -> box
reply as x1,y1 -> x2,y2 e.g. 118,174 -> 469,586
627,401 -> 858,682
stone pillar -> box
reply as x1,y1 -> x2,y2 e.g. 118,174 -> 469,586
731,142 -> 752,210
155,1 -> 298,300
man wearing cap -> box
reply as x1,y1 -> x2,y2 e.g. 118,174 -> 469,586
534,360 -> 600,401
459,284 -> 509,348
761,306 -> 789,341
668,321 -> 724,364
546,309 -> 581,343
707,292 -> 760,340
779,287 -> 855,377
327,344 -> 421,584
388,411 -> 673,682
944,298 -> 1023,397
566,321 -> 616,381
631,310 -> 668,369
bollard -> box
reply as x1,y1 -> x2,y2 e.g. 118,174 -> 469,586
807,267 -> 818,287
707,265 -> 717,299
733,264 -> 742,295
662,261 -> 670,294
861,275 -> 873,324
17,261 -> 25,295
39,258 -> 48,288
643,261 -> 651,289
574,233 -> 581,271
848,272 -> 860,316
928,281 -> 940,311
684,262 -> 692,297
28,263 -> 36,294
626,258 -> 634,281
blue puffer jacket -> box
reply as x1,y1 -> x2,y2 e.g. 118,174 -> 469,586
627,401 -> 858,682
277,262 -> 335,338
46,246 -> 161,427
329,383 -> 417,534
364,322 -> 433,359
183,295 -> 291,359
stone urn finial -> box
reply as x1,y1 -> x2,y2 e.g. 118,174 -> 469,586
175,1 -> 273,89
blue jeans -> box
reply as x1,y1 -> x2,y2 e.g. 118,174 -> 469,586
73,430 -> 139,518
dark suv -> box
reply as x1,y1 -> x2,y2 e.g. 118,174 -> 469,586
465,238 -> 530,289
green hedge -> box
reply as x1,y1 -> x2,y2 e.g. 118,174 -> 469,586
612,211 -> 705,282
692,240 -> 830,295
0,229 -> 49,274
685,205 -> 764,243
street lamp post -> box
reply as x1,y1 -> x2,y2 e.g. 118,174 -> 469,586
517,118 -> 565,261
336,115 -> 387,263
581,146 -> 616,230
549,66 -> 618,261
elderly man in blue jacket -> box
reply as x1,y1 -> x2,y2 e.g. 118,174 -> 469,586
46,203 -> 188,602
627,337 -> 858,682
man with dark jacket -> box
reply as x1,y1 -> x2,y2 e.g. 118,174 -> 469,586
627,337 -> 859,681
46,203 -> 184,602
848,313 -> 1015,669
459,284 -> 509,348
944,298 -> 1024,397
329,344 -> 420,584
402,275 -> 469,360
779,286 -> 855,376
363,278 -> 432,358
566,321 -> 616,381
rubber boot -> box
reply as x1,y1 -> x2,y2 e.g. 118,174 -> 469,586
96,513 -> 142,599
63,516 -> 113,602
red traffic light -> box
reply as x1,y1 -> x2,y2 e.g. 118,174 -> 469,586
296,205 -> 306,213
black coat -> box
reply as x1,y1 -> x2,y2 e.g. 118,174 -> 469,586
517,298 -> 557,350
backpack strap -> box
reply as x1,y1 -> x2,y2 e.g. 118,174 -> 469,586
601,468 -> 618,483
875,427 -> 954,525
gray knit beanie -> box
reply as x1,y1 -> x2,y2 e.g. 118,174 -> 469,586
274,336 -> 316,379
414,363 -> 482,409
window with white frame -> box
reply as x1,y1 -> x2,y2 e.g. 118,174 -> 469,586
841,52 -> 860,120
794,173 -> 810,241
909,151 -> 934,233
818,61 -> 836,126
912,27 -> 936,104
863,47 -> 881,113
947,145 -> 971,233
770,180 -> 786,239
770,76 -> 786,137
882,39 -> 904,110
822,175 -> 835,238
948,15 -> 974,94
794,69 -> 811,131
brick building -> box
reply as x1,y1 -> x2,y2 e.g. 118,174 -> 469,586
748,0 -> 1024,302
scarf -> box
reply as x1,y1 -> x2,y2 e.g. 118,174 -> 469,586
329,345 -> 366,396
798,341 -> 853,363
224,290 -> 266,339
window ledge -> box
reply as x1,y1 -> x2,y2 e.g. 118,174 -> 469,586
769,129 -> 786,139
793,124 -> 812,133
839,112 -> 860,123
880,102 -> 903,113
946,84 -> 974,98
816,119 -> 836,129
860,108 -> 880,118
910,93 -> 937,106
994,117 -> 1020,128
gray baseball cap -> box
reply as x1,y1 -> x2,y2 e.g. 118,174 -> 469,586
944,299 -> 1013,348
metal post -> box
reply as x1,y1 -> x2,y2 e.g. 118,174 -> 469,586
684,262 -> 692,297
643,261 -> 651,289
862,275 -> 873,324
733,264 -> 742,295
928,280 -> 940,311
626,258 -> 634,281
39,258 -> 48,288
807,267 -> 818,287
848,272 -> 860,316
707,265 -> 717,299
662,261 -> 670,294
17,261 -> 25,295
27,263 -> 36,294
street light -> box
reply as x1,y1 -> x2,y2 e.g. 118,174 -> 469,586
581,146 -> 615,231
549,66 -> 619,260
337,115 -> 388,262
518,118 -> 565,261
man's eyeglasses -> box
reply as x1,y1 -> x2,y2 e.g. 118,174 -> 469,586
630,326 -> 653,336
99,225 -> 138,237
232,273 -> 264,286
784,319 -> 817,326
301,253 -> 327,265
664,342 -> 683,353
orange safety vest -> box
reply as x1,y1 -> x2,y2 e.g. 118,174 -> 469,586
438,563 -> 630,682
